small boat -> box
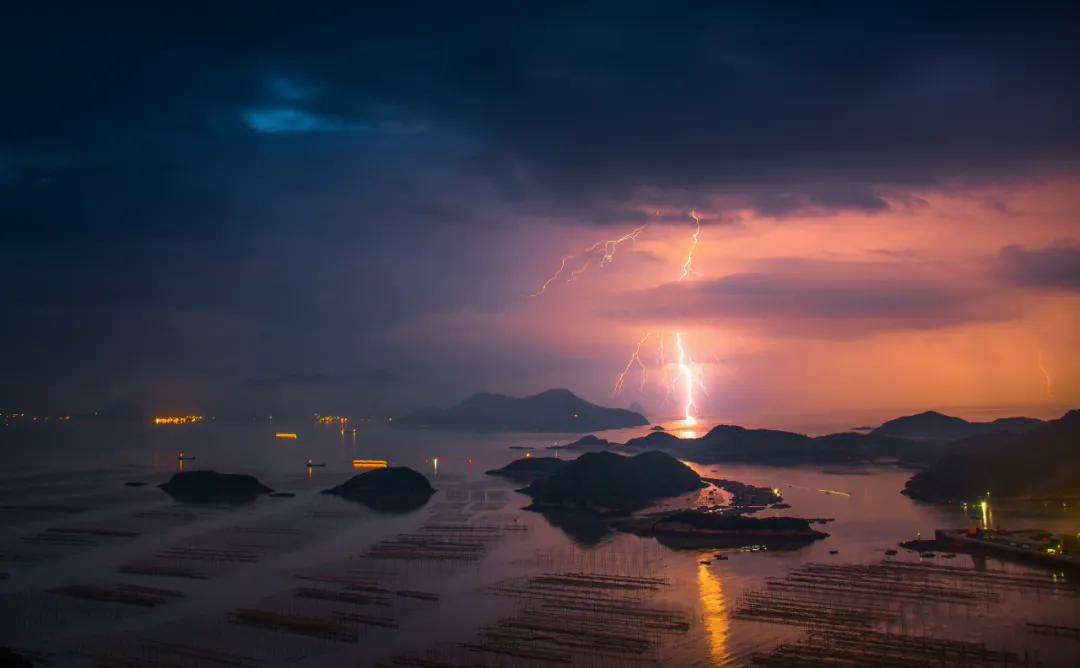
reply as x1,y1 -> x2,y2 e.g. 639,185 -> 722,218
699,560 -> 711,565
829,549 -> 839,555
714,554 -> 729,561
306,460 -> 326,468
177,453 -> 196,461
920,551 -> 936,558
885,549 -> 898,556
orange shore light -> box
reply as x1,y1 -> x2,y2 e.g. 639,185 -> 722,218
352,459 -> 389,469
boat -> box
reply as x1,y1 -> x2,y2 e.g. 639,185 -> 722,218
935,528 -> 1080,570
306,460 -> 326,468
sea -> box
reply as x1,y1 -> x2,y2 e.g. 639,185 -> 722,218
0,417 -> 1077,666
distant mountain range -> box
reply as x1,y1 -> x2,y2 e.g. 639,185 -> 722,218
543,408 -> 1064,469
392,389 -> 648,433
621,424 -> 933,465
903,410 -> 1080,502
871,411 -> 1044,443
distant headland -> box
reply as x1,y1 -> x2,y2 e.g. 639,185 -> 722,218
392,389 -> 648,432
872,410 -> 1044,443
903,410 -> 1080,502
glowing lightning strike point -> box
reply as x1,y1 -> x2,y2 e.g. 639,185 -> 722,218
530,225 -> 648,297
1038,351 -> 1054,400
613,332 -> 653,396
679,210 -> 702,281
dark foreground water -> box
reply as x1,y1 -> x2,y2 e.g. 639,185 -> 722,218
0,419 -> 1077,666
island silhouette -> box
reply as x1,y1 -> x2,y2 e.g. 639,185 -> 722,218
393,388 -> 648,432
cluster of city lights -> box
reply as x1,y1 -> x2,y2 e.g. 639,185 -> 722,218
3,412 -> 72,425
153,415 -> 204,425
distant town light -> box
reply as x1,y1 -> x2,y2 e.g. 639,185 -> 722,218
154,415 -> 204,425
352,459 -> 389,470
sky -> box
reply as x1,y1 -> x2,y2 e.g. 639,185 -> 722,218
1,2 -> 1078,428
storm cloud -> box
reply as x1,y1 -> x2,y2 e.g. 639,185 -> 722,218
997,242 -> 1080,290
1,2 -> 1077,413
603,259 -> 1001,337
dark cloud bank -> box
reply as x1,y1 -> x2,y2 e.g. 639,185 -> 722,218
1,2 -> 1078,410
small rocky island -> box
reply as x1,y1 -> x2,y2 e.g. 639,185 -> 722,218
486,457 -> 568,482
703,478 -> 783,507
159,471 -> 273,503
322,467 -> 435,512
547,434 -> 618,451
519,451 -> 705,513
498,450 -> 825,549
393,388 -> 648,432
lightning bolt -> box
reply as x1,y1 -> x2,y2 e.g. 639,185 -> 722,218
612,210 -> 708,425
530,225 -> 648,297
1038,350 -> 1054,400
531,255 -> 572,297
679,210 -> 702,281
613,332 -> 653,395
675,332 -> 696,424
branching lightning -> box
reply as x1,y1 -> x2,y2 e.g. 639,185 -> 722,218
530,225 -> 647,297
610,210 -> 708,425
527,209 -> 710,424
612,332 -> 653,395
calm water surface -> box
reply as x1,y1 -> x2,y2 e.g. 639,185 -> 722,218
0,419 -> 1077,666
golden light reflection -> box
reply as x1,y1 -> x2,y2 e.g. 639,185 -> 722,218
980,499 -> 994,530
275,432 -> 298,439
697,562 -> 729,664
671,418 -> 700,439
